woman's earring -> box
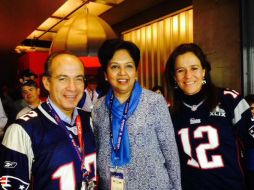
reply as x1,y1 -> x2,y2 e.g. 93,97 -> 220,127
105,78 -> 108,81
202,78 -> 206,85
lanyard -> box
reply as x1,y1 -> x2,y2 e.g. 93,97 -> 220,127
46,100 -> 88,180
76,115 -> 85,157
109,93 -> 130,155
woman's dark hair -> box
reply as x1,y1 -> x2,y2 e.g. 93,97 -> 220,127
165,43 -> 219,114
98,39 -> 140,72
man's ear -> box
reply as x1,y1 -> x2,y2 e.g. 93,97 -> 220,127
42,76 -> 50,92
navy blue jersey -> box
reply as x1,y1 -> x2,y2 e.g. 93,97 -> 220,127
172,88 -> 254,190
0,102 -> 96,190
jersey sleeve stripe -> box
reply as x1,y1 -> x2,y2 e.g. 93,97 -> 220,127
232,99 -> 250,125
2,124 -> 34,179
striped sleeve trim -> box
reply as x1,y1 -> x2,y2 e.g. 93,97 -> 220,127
2,124 -> 34,179
232,99 -> 250,125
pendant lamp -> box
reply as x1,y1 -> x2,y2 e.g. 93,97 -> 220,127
50,7 -> 117,56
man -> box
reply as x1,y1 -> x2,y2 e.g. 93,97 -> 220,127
0,51 -> 96,190
13,69 -> 39,116
78,75 -> 101,115
16,80 -> 41,119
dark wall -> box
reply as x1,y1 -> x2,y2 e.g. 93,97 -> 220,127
193,0 -> 242,92
109,0 -> 192,35
0,53 -> 20,88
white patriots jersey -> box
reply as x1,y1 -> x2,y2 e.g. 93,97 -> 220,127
0,102 -> 96,190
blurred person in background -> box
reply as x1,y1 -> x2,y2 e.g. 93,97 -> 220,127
245,94 -> 254,118
152,85 -> 171,107
152,85 -> 164,95
78,75 -> 101,116
13,69 -> 39,115
18,69 -> 38,84
16,79 -> 41,119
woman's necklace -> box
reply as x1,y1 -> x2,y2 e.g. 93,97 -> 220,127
182,99 -> 206,111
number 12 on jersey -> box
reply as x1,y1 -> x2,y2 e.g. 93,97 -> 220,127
178,125 -> 224,169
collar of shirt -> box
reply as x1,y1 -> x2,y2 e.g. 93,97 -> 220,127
48,97 -> 78,125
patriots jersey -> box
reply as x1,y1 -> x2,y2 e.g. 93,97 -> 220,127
0,102 -> 96,190
172,88 -> 254,190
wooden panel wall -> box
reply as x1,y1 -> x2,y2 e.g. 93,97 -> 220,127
122,7 -> 193,97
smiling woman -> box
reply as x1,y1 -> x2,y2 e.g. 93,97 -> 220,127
105,49 -> 138,103
92,39 -> 182,190
165,43 -> 254,190
174,52 -> 205,95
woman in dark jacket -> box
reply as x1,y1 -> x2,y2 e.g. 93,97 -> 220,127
165,43 -> 254,190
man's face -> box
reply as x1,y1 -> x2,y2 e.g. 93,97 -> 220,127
22,85 -> 40,105
43,54 -> 85,118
